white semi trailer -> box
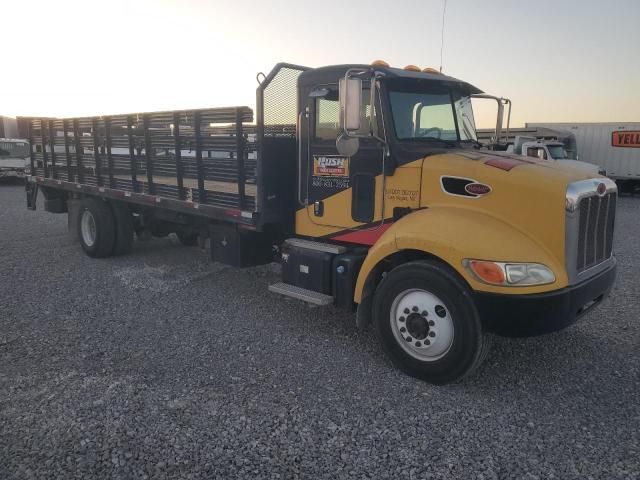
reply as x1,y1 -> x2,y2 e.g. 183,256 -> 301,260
527,123 -> 640,191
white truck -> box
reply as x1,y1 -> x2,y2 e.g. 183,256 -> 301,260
0,138 -> 30,180
506,135 -> 604,176
472,97 -> 605,175
527,123 -> 640,191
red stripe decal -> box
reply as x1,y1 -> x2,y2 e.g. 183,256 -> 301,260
484,157 -> 524,171
330,223 -> 392,246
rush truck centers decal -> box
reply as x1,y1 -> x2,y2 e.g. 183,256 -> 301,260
313,156 -> 350,177
612,131 -> 640,148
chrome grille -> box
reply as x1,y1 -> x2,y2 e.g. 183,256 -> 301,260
576,192 -> 616,272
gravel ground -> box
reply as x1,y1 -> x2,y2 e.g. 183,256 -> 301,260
0,181 -> 638,479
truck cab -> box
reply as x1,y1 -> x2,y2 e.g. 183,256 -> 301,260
0,138 -> 29,179
273,62 -> 616,383
508,137 -> 605,175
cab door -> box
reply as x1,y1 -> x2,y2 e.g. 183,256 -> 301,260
300,84 -> 383,231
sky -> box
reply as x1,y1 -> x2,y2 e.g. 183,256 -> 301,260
1,0 -> 638,127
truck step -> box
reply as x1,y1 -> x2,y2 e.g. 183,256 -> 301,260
268,282 -> 334,306
284,238 -> 346,255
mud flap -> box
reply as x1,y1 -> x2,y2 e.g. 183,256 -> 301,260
67,198 -> 83,242
356,293 -> 373,330
26,181 -> 38,210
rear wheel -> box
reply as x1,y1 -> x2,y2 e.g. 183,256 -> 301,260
373,260 -> 490,384
77,198 -> 116,258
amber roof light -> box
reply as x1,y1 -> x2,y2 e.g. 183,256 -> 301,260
371,60 -> 390,67
422,67 -> 441,74
403,65 -> 421,72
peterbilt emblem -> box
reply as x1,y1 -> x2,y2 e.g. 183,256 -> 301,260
440,176 -> 492,198
464,183 -> 492,196
596,182 -> 607,196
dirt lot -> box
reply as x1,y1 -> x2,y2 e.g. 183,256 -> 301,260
1,181 -> 638,479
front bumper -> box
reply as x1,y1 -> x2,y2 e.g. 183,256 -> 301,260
0,169 -> 25,178
474,259 -> 616,337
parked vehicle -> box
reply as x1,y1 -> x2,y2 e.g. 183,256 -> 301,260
24,61 -> 617,384
0,138 -> 29,179
527,123 -> 640,191
506,136 -> 604,175
472,98 -> 605,175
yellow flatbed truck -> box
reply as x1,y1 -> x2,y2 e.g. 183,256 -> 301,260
24,62 -> 617,383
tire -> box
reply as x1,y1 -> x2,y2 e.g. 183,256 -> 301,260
110,201 -> 134,256
176,231 -> 199,246
373,260 -> 490,384
77,197 -> 116,258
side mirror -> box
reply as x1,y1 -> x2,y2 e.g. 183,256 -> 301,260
336,133 -> 360,157
339,77 -> 362,134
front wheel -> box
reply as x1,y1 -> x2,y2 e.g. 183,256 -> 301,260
373,260 -> 490,384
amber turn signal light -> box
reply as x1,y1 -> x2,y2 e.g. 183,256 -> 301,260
466,260 -> 506,285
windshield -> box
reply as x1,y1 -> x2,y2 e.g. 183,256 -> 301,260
388,85 -> 476,142
547,144 -> 568,159
0,140 -> 29,158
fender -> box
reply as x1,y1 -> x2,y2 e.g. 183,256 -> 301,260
354,206 -> 568,303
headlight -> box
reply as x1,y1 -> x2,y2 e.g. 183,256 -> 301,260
463,260 -> 555,286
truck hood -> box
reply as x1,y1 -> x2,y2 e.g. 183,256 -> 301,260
553,158 -> 601,174
418,150 -> 602,268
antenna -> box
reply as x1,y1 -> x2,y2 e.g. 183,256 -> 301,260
439,0 -> 447,73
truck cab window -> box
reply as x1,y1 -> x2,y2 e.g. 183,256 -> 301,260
314,87 -> 371,142
526,147 -> 547,159
389,89 -> 458,141
547,144 -> 568,159
315,96 -> 340,141
417,99 -> 456,139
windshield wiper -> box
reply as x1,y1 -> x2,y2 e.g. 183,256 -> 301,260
459,139 -> 484,149
418,138 -> 458,148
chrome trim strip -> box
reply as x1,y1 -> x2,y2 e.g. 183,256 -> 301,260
602,194 -> 610,258
593,195 -> 602,266
566,177 -> 616,213
583,197 -> 591,269
284,238 -> 347,254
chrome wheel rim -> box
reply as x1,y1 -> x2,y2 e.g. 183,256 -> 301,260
390,288 -> 454,362
80,210 -> 97,247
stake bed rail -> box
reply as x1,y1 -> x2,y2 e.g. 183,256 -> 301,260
26,106 -> 259,224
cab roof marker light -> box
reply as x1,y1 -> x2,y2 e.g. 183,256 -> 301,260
371,60 -> 390,68
403,65 -> 421,72
422,67 -> 441,74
